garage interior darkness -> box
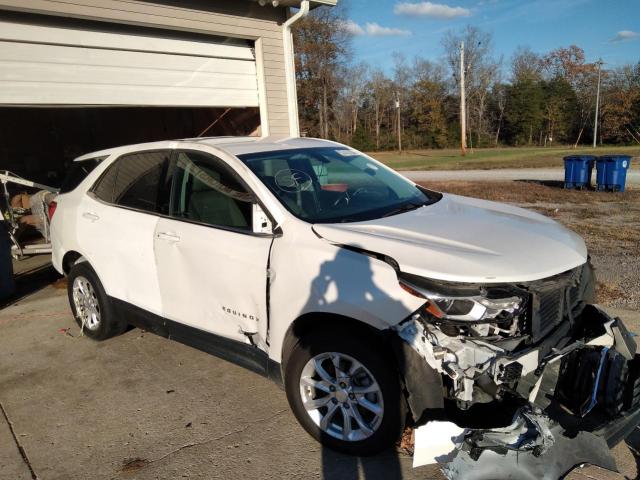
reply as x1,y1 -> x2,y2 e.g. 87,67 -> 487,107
0,106 -> 260,188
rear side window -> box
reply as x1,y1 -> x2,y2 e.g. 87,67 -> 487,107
59,158 -> 103,193
92,150 -> 172,214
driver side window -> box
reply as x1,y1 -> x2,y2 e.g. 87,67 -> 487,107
169,151 -> 253,231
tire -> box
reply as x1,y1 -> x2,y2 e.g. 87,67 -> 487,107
67,262 -> 126,341
285,331 -> 405,456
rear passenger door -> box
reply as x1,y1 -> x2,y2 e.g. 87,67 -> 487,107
154,150 -> 273,346
78,150 -> 172,316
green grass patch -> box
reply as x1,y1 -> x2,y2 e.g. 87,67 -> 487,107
366,145 -> 640,171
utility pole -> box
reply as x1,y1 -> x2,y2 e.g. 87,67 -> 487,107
459,41 -> 467,156
593,59 -> 603,149
396,91 -> 402,153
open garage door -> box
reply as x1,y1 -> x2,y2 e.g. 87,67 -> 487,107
0,14 -> 261,186
0,18 -> 260,107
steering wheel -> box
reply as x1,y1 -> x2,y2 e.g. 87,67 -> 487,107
332,187 -> 367,208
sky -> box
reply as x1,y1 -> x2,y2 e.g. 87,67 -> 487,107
342,0 -> 640,74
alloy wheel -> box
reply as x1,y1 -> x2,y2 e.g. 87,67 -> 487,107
299,352 -> 384,442
72,276 -> 101,331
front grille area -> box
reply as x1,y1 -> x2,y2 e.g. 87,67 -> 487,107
537,288 -> 564,334
528,263 -> 592,342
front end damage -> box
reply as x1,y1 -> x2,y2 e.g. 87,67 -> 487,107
393,262 -> 640,478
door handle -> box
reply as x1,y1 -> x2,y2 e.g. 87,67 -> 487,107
156,231 -> 180,242
82,212 -> 99,222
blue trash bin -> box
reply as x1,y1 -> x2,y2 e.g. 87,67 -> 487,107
564,155 -> 595,189
0,220 -> 15,300
596,155 -> 632,192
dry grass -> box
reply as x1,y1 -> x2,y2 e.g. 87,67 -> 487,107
596,281 -> 626,304
399,425 -> 415,455
423,180 -> 640,205
371,146 -> 640,171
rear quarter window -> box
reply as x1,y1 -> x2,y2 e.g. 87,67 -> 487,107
91,150 -> 172,214
59,158 -> 104,194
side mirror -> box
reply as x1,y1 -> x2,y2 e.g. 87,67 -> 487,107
252,203 -> 273,234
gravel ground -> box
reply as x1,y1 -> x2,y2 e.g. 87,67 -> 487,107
419,181 -> 640,311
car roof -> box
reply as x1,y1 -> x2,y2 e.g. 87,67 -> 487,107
73,136 -> 341,162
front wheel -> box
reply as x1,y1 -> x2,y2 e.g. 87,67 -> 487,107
284,332 -> 404,456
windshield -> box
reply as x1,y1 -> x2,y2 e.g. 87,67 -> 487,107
238,147 -> 440,223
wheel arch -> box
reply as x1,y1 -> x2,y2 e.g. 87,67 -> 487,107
61,250 -> 87,275
281,312 -> 392,373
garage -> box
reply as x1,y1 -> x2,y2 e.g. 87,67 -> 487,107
0,0 -> 331,280
0,12 -> 265,183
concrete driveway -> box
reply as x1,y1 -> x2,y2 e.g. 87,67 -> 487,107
1,267 -> 639,480
402,168 -> 640,185
0,275 -> 441,480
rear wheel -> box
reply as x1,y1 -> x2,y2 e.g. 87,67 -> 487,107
285,332 -> 404,455
67,262 -> 126,341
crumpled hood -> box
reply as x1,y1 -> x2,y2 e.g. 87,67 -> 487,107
313,193 -> 587,283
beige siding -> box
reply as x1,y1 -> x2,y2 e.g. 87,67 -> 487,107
0,0 -> 291,135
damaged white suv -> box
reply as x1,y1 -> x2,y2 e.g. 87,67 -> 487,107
52,137 -> 639,466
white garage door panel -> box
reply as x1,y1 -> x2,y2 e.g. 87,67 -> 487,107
0,22 -> 259,107
0,20 -> 255,60
1,44 -> 258,91
0,43 -> 257,75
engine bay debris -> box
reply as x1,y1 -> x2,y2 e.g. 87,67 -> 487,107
402,304 -> 640,478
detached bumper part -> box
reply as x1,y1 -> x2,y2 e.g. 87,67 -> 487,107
443,402 -> 640,480
442,414 -> 616,480
403,306 -> 640,478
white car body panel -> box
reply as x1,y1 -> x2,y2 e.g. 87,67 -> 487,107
154,216 -> 272,343
76,193 -> 163,315
266,224 -> 425,362
313,193 -> 588,284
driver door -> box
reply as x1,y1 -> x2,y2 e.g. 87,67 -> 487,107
154,149 -> 273,346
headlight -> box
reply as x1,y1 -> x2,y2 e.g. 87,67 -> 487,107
399,277 -> 525,323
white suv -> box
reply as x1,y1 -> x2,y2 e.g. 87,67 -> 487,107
51,137 -> 636,457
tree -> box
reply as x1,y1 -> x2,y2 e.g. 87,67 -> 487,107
488,82 -> 508,145
293,12 -> 638,149
293,4 -> 352,138
503,78 -> 544,145
412,78 -> 449,148
542,46 -> 596,146
408,59 -> 449,148
368,68 -> 394,149
331,63 -> 368,143
442,26 -> 500,147
601,64 -> 640,144
511,47 -> 543,83
542,76 -> 578,145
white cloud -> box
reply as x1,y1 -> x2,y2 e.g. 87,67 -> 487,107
612,30 -> 638,42
365,22 -> 412,36
341,19 -> 366,36
394,2 -> 472,19
341,20 -> 411,37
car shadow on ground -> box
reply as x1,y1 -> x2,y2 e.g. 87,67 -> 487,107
321,447 -> 405,479
1,261 -> 61,310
